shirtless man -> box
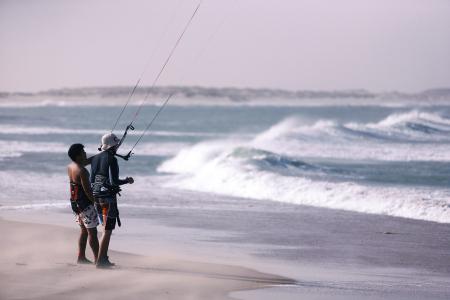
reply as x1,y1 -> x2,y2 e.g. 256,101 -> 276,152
67,143 -> 99,264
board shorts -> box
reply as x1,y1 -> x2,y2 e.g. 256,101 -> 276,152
75,204 -> 99,229
95,196 -> 118,231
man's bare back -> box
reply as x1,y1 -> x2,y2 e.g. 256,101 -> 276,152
67,143 -> 99,264
67,162 -> 95,204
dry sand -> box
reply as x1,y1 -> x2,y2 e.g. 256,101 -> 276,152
0,218 -> 295,300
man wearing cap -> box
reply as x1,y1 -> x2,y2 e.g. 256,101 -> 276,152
90,133 -> 134,268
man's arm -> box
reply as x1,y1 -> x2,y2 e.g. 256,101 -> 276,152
110,157 -> 131,186
86,156 -> 93,165
80,168 -> 96,204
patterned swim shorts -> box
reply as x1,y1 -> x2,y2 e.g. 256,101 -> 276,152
75,204 -> 100,229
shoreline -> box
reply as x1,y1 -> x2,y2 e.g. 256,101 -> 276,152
0,217 -> 295,300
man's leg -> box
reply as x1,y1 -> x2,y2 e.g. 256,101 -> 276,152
87,227 -> 99,263
77,206 -> 99,264
98,229 -> 111,260
97,202 -> 116,267
77,223 -> 89,263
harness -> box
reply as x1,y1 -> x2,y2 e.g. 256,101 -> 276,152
92,174 -> 122,198
92,176 -> 122,228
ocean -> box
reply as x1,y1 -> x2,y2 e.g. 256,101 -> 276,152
1,93 -> 450,223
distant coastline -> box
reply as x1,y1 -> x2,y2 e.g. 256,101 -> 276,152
1,86 -> 450,102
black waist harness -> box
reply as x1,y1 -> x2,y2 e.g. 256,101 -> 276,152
92,174 -> 122,198
70,182 -> 91,213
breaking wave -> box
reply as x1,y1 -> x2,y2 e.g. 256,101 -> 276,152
250,111 -> 450,161
158,111 -> 450,223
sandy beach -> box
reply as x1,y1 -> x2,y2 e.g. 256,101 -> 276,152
0,217 -> 294,300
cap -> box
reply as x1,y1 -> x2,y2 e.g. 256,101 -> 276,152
101,133 -> 120,151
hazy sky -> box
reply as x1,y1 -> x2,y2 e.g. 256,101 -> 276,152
1,0 -> 449,92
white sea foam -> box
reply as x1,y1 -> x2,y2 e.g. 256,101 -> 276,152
348,110 -> 450,141
372,110 -> 450,127
158,139 -> 242,174
158,111 -> 450,223
163,163 -> 450,223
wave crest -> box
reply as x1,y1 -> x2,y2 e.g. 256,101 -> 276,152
158,111 -> 450,223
